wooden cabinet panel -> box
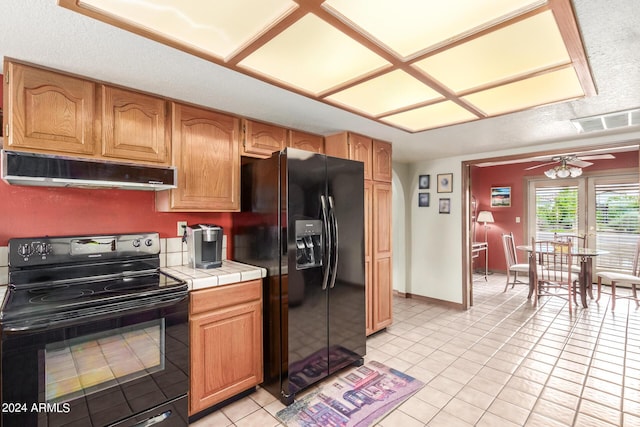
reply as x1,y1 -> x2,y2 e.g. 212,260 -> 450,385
189,280 -> 263,415
157,103 -> 240,211
101,85 -> 170,164
373,257 -> 393,331
364,181 -> 374,335
288,130 -> 324,153
349,134 -> 373,181
372,140 -> 392,182
324,132 -> 349,159
370,181 -> 392,334
373,182 -> 392,256
4,61 -> 96,155
242,119 -> 286,158
324,132 -> 372,179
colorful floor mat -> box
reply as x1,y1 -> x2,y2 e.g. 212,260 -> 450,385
276,360 -> 424,427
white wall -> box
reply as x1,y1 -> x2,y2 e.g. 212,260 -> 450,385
396,130 -> 640,305
407,158 -> 464,303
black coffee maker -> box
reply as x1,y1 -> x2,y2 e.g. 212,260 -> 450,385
185,224 -> 223,268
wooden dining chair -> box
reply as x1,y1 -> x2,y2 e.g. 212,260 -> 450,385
596,238 -> 640,311
530,237 -> 578,311
554,232 -> 591,303
501,232 -> 529,292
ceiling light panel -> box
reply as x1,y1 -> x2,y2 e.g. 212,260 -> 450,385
381,101 -> 479,132
238,14 -> 389,95
325,70 -> 443,116
79,0 -> 297,60
462,67 -> 584,116
414,11 -> 570,93
323,0 -> 546,58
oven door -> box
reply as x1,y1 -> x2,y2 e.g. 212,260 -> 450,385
1,297 -> 188,427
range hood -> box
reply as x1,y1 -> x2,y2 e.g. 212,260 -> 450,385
1,150 -> 177,191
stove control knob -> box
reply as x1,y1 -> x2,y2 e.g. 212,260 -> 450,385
18,243 -> 34,257
144,239 -> 154,247
34,242 -> 51,255
132,239 -> 141,248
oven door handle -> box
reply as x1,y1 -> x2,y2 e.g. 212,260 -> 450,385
1,293 -> 188,333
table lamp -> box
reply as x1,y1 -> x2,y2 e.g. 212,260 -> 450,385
477,211 -> 495,243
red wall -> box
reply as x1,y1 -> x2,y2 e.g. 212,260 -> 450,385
0,180 -> 233,246
471,152 -> 638,273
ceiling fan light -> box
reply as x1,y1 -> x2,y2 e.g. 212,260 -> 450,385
569,167 -> 582,177
544,168 -> 557,179
556,167 -> 571,178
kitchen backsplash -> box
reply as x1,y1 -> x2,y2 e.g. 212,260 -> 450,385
0,235 -> 228,287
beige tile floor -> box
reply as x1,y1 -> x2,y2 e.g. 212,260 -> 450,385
191,274 -> 640,426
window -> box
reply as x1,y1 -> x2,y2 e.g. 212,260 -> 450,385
535,184 -> 579,240
529,174 -> 639,275
593,179 -> 640,271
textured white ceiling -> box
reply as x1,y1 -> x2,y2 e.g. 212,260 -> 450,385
0,0 -> 638,162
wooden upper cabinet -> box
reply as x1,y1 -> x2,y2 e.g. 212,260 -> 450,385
324,132 -> 349,159
241,119 -> 286,158
325,132 -> 373,180
372,140 -> 392,182
4,60 -> 96,155
156,103 -> 240,212
101,85 -> 170,165
348,133 -> 373,181
288,130 -> 324,153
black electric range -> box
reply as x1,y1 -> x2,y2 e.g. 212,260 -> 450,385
0,233 -> 189,427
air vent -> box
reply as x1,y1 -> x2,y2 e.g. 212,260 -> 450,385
572,108 -> 640,133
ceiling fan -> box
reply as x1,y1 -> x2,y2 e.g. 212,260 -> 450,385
525,154 -> 615,178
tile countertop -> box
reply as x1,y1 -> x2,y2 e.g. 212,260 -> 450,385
162,260 -> 267,291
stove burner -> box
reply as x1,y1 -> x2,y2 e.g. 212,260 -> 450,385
28,285 -> 70,295
104,282 -> 155,292
29,289 -> 95,304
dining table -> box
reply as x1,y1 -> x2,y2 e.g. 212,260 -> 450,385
517,244 -> 608,308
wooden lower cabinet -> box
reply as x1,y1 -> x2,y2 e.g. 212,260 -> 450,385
369,181 -> 393,333
189,280 -> 263,416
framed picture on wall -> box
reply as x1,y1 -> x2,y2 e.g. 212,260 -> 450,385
439,198 -> 451,214
437,173 -> 453,193
419,175 -> 430,189
418,192 -> 430,207
491,186 -> 511,207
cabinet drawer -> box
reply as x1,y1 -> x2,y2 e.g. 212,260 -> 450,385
190,279 -> 261,315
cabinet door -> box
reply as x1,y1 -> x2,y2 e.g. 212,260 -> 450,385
157,103 -> 239,211
372,140 -> 392,182
288,130 -> 324,153
324,132 -> 349,159
242,119 -> 286,158
101,85 -> 170,164
349,133 -> 373,181
190,299 -> 262,414
372,182 -> 392,331
364,181 -> 374,335
5,61 -> 95,155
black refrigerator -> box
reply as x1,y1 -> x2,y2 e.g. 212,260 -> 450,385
234,148 -> 366,405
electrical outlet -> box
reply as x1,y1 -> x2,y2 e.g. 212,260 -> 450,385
177,221 -> 187,237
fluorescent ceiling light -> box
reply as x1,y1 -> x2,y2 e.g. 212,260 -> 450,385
62,0 -> 596,133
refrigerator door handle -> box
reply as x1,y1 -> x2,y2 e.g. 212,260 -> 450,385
328,196 -> 339,288
321,195 -> 332,291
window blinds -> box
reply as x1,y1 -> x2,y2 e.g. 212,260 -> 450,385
535,185 -> 579,240
595,182 -> 639,270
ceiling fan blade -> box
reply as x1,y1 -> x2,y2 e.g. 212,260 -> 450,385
524,161 -> 558,170
567,159 -> 593,168
577,154 -> 616,160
